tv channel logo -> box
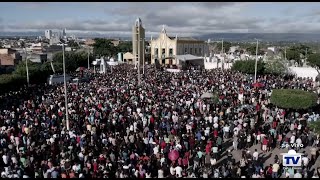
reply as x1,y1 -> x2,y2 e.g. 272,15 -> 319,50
281,150 -> 303,167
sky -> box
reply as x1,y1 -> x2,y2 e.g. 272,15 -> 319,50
1,2 -> 320,37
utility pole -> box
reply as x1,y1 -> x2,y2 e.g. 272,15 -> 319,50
306,48 -> 308,58
221,39 -> 224,70
254,39 -> 259,83
137,35 -> 141,85
284,47 -> 287,61
24,48 -> 30,86
62,43 -> 69,131
142,38 -> 145,75
87,47 -> 90,70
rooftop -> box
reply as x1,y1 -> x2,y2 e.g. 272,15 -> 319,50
168,36 -> 203,42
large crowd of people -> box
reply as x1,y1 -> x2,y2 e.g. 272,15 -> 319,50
0,64 -> 320,178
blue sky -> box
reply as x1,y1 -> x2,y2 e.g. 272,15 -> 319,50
0,2 -> 320,36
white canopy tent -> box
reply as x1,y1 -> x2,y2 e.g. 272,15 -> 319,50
288,67 -> 319,81
176,54 -> 204,68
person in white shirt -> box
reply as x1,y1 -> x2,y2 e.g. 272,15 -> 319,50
290,135 -> 296,145
158,169 -> 164,178
208,115 -> 213,123
186,123 -> 192,133
145,172 -> 151,178
223,125 -> 230,138
290,123 -> 295,131
301,156 -> 309,169
2,154 -> 8,165
272,163 -> 280,178
153,145 -> 159,155
295,138 -> 302,151
256,134 -> 261,144
247,134 -> 252,147
170,166 -> 175,176
234,127 -> 239,136
252,172 -> 261,178
253,149 -> 259,161
297,124 -> 302,130
213,116 -> 219,124
210,158 -> 217,166
204,127 -> 210,137
213,123 -> 218,129
175,165 -> 182,178
11,155 -> 17,165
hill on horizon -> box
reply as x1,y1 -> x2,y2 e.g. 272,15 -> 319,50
1,31 -> 320,43
198,33 -> 320,42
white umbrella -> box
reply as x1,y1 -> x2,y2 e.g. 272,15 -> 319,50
201,92 -> 214,99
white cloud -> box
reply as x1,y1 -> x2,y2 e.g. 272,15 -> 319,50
1,2 -> 320,36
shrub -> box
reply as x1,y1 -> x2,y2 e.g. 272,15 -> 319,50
231,60 -> 265,74
270,89 -> 318,110
309,120 -> 320,135
0,74 -> 26,94
264,60 -> 288,76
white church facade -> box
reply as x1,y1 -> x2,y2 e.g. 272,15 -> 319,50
150,26 -> 209,65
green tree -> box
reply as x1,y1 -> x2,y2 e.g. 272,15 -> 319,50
13,60 -> 52,84
41,61 -> 63,74
284,45 -> 312,65
297,44 -> 312,57
14,60 -> 42,78
309,120 -> 320,135
286,49 -> 300,61
117,41 -> 133,53
93,38 -> 117,58
246,45 -> 265,55
270,89 -> 317,110
231,60 -> 265,74
264,60 -> 288,76
52,51 -> 95,72
306,53 -> 320,74
67,40 -> 79,48
0,74 -> 25,94
216,41 -> 232,53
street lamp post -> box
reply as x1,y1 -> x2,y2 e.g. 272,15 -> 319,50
254,39 -> 259,83
137,34 -> 141,85
24,48 -> 30,86
221,39 -> 224,70
87,47 -> 90,70
142,38 -> 145,75
59,42 -> 70,131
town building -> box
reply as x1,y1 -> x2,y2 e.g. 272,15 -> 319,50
122,52 -> 135,64
0,48 -> 22,74
62,28 -> 67,39
150,26 -> 209,65
45,30 -> 52,40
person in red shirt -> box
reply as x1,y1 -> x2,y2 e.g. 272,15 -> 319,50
205,142 -> 212,154
262,137 -> 268,153
272,120 -> 278,129
213,129 -> 218,138
150,116 -> 154,124
93,160 -> 98,173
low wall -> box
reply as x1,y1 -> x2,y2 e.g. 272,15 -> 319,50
204,62 -> 233,70
166,69 -> 181,73
288,67 -> 318,81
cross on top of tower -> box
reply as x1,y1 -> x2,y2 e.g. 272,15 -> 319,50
135,18 -> 142,27
161,25 -> 166,34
